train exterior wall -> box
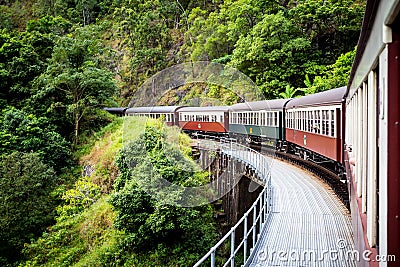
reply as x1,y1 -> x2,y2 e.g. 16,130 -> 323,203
179,121 -> 227,133
286,128 -> 340,161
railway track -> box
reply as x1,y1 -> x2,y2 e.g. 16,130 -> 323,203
251,144 -> 350,209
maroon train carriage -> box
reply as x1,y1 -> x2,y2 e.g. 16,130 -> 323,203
178,106 -> 230,135
125,106 -> 183,126
285,86 -> 346,172
344,0 -> 400,264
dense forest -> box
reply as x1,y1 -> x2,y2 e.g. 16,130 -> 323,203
0,0 -> 364,266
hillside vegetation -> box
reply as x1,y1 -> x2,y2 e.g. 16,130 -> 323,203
0,0 -> 365,265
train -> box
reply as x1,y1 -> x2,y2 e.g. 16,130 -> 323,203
105,0 -> 400,265
344,0 -> 400,266
106,86 -> 347,176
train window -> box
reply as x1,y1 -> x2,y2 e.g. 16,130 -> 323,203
289,112 -> 293,128
313,111 -> 316,133
220,115 -> 223,122
330,110 -> 335,137
286,112 -> 289,128
260,112 -> 264,126
325,111 -> 329,136
271,112 -> 274,126
298,112 -> 301,130
292,112 -> 294,128
268,113 -> 272,126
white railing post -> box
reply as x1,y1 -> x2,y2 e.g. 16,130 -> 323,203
211,249 -> 215,267
263,188 -> 267,221
253,205 -> 257,248
259,196 -> 263,233
231,230 -> 235,267
244,215 -> 248,262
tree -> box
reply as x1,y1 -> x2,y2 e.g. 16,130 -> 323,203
229,11 -> 312,98
0,152 -> 58,263
0,107 -> 72,172
185,0 -> 279,61
34,26 -> 116,145
279,85 -> 304,99
110,123 -> 217,261
0,30 -> 48,107
304,47 -> 356,93
289,0 -> 364,65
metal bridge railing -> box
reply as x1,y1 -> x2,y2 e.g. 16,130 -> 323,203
193,137 -> 272,267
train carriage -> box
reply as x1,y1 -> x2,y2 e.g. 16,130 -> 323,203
345,0 -> 400,265
229,99 -> 290,145
178,106 -> 230,135
125,106 -> 182,126
285,87 -> 346,167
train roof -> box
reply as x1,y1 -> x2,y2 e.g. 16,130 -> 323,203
178,106 -> 230,112
103,107 -> 128,114
286,86 -> 346,109
230,99 -> 291,111
125,106 -> 182,114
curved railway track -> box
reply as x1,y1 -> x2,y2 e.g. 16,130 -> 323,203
250,144 -> 350,210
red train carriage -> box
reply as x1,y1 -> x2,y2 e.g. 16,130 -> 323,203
345,0 -> 400,265
125,106 -> 183,126
285,87 -> 346,169
178,106 -> 230,134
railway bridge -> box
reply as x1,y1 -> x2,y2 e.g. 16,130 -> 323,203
193,138 -> 355,267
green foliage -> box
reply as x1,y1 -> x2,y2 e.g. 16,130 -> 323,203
230,11 -> 312,98
279,84 -> 304,99
57,177 -> 102,220
0,152 -> 58,263
305,47 -> 356,93
111,0 -> 177,97
0,107 -> 72,172
20,119 -> 217,266
109,121 -> 217,265
186,0 -> 280,61
21,196 -> 121,267
0,29 -> 49,107
33,25 -> 116,144
26,15 -> 72,35
289,0 -> 364,64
